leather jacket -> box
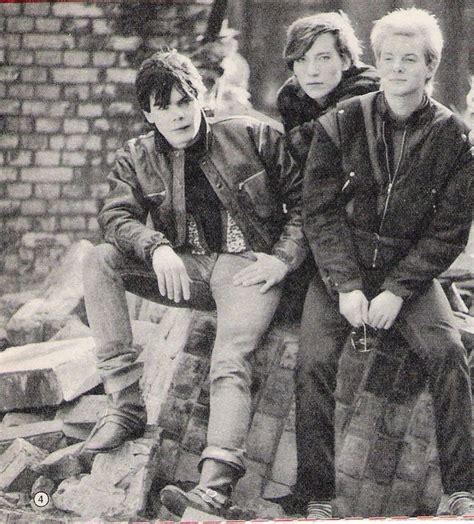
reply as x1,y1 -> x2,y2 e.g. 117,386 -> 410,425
99,112 -> 307,271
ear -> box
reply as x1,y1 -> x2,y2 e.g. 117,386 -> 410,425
425,59 -> 436,80
341,54 -> 351,72
142,110 -> 154,124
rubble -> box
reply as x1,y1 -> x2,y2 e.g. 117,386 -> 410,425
0,421 -> 67,455
34,443 -> 92,481
55,396 -> 107,425
2,412 -> 54,428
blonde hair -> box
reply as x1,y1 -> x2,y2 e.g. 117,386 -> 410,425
371,8 -> 443,94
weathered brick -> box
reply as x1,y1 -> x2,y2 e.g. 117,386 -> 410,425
65,135 -> 102,151
21,167 -> 73,183
1,200 -> 20,218
60,216 -> 87,231
8,151 -> 32,167
23,3 -> 51,16
0,65 -> 20,83
61,152 -> 87,167
107,101 -> 134,116
52,3 -> 103,17
49,200 -> 97,215
385,479 -> 421,517
8,50 -> 34,65
0,49 -> 4,63
21,199 -> 47,216
64,50 -> 90,67
5,216 -> 31,232
365,435 -> 404,484
174,450 -> 200,484
0,135 -> 19,149
7,183 -> 32,200
5,116 -> 34,134
9,84 -> 34,99
64,118 -> 89,134
91,183 -> 109,198
92,51 -> 115,67
49,101 -> 73,117
36,216 -> 57,232
36,151 -> 61,166
78,103 -> 102,118
21,134 -> 48,150
63,18 -> 90,33
158,397 -> 194,438
50,135 -> 66,150
0,168 -> 18,182
354,480 -> 390,517
91,83 -> 117,100
22,100 -> 48,116
107,36 -> 141,52
53,67 -> 99,83
396,439 -> 429,482
23,34 -> 74,50
0,4 -> 21,15
21,67 -> 48,83
93,118 -> 110,132
64,85 -> 90,101
0,34 -> 21,49
35,50 -> 62,66
92,19 -> 111,35
0,100 -> 20,115
35,184 -> 60,200
106,68 -> 135,84
35,84 -> 61,100
106,137 -> 121,150
7,16 -> 34,33
88,217 -> 100,231
35,18 -> 62,33
61,183 -> 86,198
36,118 -> 61,133
338,434 -> 371,478
246,412 -> 281,464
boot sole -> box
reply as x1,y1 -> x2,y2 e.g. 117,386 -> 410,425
160,485 -> 223,518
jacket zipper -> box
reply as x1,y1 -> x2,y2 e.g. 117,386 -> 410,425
238,170 -> 265,191
372,122 -> 407,268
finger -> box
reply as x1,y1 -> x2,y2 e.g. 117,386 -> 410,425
241,274 -> 267,287
361,299 -> 369,325
164,271 -> 174,301
233,265 -> 258,284
156,271 -> 167,297
384,315 -> 395,330
180,269 -> 191,301
259,278 -> 275,294
171,269 -> 182,303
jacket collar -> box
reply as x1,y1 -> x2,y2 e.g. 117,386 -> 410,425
376,92 -> 433,128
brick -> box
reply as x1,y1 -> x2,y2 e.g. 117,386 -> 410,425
0,4 -> 21,14
36,118 -> 61,133
182,409 -> 208,453
5,116 -> 34,133
354,480 -> 390,518
9,84 -> 34,99
106,68 -> 136,84
49,200 -> 97,215
78,103 -> 102,118
7,17 -> 34,33
158,396 -> 194,438
2,412 -> 52,427
63,18 -> 90,33
338,434 -> 371,478
62,152 -> 87,167
65,135 -> 102,151
385,478 -> 421,517
0,65 -> 20,83
92,51 -> 115,67
0,49 -> 4,63
52,3 -> 103,17
93,118 -> 110,132
0,422 -> 66,455
169,353 -> 208,399
35,18 -> 62,33
0,200 -> 20,217
0,168 -> 18,182
35,184 -> 60,200
88,217 -> 100,232
50,135 -> 65,150
23,3 -> 51,16
92,19 -> 111,35
0,135 -> 19,148
36,151 -> 61,166
64,118 -> 89,134
91,83 -> 117,100
35,50 -> 62,66
61,183 -> 86,198
53,68 -> 98,83
5,216 -> 31,232
60,216 -> 87,231
107,101 -> 134,116
7,183 -> 32,200
21,199 -> 47,216
23,34 -> 74,50
36,216 -> 57,232
8,50 -> 34,65
246,412 -> 281,464
21,167 -> 73,183
22,67 -> 49,83
0,34 -> 21,49
21,134 -> 48,150
174,450 -> 200,484
49,101 -> 73,117
22,100 -> 48,116
0,99 -> 20,115
64,85 -> 89,101
382,402 -> 415,439
8,150 -> 32,167
107,36 -> 141,52
64,50 -> 90,67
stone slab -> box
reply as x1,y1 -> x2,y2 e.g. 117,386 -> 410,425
34,442 -> 91,480
0,421 -> 66,454
55,395 -> 107,425
0,337 -> 100,411
0,438 -> 48,492
2,411 -> 54,427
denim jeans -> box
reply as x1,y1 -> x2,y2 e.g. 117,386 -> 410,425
83,243 -> 282,472
296,272 -> 473,502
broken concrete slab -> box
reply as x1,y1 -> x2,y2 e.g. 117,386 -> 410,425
0,337 -> 100,411
34,443 -> 92,481
30,475 -> 56,512
55,396 -> 107,425
2,411 -> 54,427
0,421 -> 67,454
6,240 -> 94,346
52,435 -> 160,518
0,438 -> 48,492
50,317 -> 91,341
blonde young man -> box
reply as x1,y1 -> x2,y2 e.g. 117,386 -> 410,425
298,8 -> 474,518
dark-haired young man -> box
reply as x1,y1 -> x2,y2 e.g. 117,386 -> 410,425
82,48 -> 306,517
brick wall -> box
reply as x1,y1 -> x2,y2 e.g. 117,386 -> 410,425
0,1 -> 213,291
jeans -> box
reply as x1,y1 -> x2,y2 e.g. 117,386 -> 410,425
83,243 -> 282,472
296,272 -> 473,502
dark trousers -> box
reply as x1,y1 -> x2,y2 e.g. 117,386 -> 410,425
296,272 -> 473,502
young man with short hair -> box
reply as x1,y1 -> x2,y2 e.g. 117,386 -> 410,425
82,48 -> 306,517
298,8 -> 474,518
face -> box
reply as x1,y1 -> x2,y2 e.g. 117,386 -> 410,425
293,32 -> 350,103
377,34 -> 434,99
143,86 -> 202,149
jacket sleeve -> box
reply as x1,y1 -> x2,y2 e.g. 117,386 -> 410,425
258,122 -> 308,271
381,140 -> 474,298
302,120 -> 363,293
98,143 -> 171,263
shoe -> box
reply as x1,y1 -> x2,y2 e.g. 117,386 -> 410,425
160,485 -> 231,517
447,491 -> 474,516
306,501 -> 333,519
83,416 -> 145,453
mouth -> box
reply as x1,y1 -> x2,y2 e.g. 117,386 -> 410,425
307,82 -> 324,87
174,124 -> 191,132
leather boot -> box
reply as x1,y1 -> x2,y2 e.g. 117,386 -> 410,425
160,459 -> 241,517
83,381 -> 146,453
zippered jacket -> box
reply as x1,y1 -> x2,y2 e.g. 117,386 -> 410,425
98,113 -> 307,271
302,91 -> 474,298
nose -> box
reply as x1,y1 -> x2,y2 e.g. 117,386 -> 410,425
392,59 -> 404,72
307,58 -> 320,76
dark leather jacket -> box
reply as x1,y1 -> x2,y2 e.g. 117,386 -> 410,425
99,112 -> 307,271
302,92 -> 474,298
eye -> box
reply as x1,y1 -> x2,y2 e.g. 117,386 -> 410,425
178,97 -> 192,107
295,56 -> 306,63
404,57 -> 416,63
319,55 -> 331,61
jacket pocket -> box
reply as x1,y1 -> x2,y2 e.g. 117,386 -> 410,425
145,190 -> 167,206
238,170 -> 276,219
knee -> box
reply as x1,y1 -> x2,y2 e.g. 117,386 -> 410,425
428,333 -> 468,371
83,243 -> 121,275
209,352 -> 252,387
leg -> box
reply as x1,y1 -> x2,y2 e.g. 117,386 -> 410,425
396,280 -> 473,501
295,273 -> 350,507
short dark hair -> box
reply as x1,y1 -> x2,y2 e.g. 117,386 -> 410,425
135,48 -> 206,113
284,11 -> 362,70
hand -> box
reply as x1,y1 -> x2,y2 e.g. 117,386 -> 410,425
339,290 -> 369,327
152,245 -> 191,303
233,252 -> 290,294
368,290 -> 403,329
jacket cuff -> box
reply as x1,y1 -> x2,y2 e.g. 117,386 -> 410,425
272,245 -> 307,272
144,233 -> 172,263
335,277 -> 364,294
380,278 -> 413,300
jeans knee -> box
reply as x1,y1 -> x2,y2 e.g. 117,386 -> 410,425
83,243 -> 121,275
209,355 -> 252,388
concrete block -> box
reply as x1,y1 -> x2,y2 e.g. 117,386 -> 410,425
270,430 -> 296,486
246,412 -> 281,464
50,317 -> 91,341
55,395 -> 107,425
0,337 -> 100,411
34,443 -> 92,480
0,438 -> 48,492
169,353 -> 209,400
2,412 -> 53,427
258,366 -> 294,418
53,436 -> 159,518
0,421 -> 67,454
